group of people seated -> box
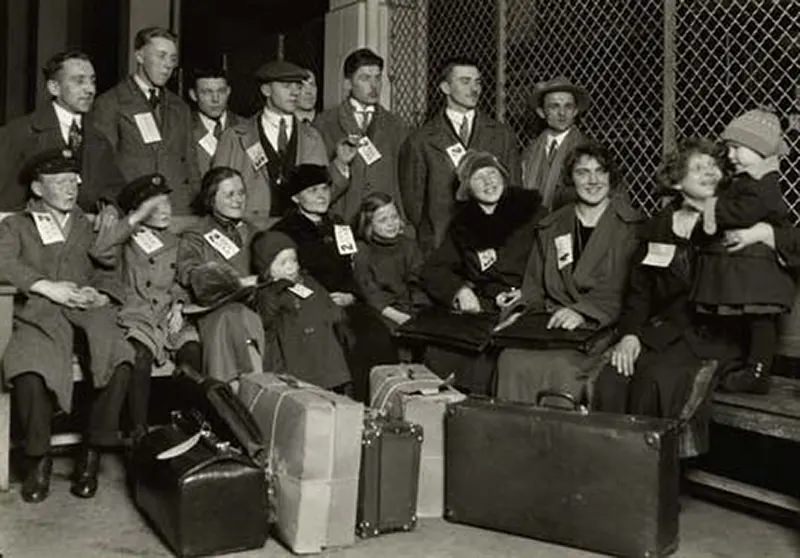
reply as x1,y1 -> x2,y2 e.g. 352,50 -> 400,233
0,26 -> 797,510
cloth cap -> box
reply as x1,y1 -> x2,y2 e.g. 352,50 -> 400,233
285,164 -> 331,198
720,109 -> 788,157
117,173 -> 171,213
183,261 -> 255,315
252,231 -> 297,276
255,60 -> 307,84
20,148 -> 79,184
530,76 -> 590,113
455,150 -> 509,202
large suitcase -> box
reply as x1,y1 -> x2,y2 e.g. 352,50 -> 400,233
238,372 -> 363,554
445,395 -> 680,557
132,419 -> 269,557
370,363 -> 465,517
358,413 -> 422,538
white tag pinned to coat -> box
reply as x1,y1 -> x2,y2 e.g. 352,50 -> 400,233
203,228 -> 240,260
132,228 -> 164,254
554,233 -> 573,270
642,242 -> 676,268
245,142 -> 268,170
476,248 -> 497,271
357,136 -> 382,166
198,132 -> 218,156
32,212 -> 66,245
446,143 -> 467,168
288,283 -> 314,299
333,224 -> 358,255
133,112 -> 162,144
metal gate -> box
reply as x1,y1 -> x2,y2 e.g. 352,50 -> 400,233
388,0 -> 800,221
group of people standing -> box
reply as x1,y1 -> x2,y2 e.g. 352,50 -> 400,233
0,25 -> 796,507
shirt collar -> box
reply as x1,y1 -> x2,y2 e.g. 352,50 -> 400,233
349,97 -> 376,113
198,111 -> 226,134
133,74 -> 159,99
261,108 -> 293,129
52,101 -> 81,129
445,108 -> 475,129
546,128 -> 571,148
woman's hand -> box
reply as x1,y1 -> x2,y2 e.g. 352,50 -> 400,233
546,307 -> 585,330
724,222 -> 775,252
495,288 -> 522,309
330,291 -> 356,307
610,334 -> 641,377
239,275 -> 259,287
167,301 -> 184,335
453,286 -> 481,313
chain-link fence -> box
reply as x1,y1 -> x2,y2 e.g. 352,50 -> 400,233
389,0 -> 800,221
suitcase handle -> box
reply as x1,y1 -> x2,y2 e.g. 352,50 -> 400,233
535,390 -> 588,414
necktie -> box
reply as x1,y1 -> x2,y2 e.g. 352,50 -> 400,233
547,138 -> 559,165
277,117 -> 288,154
68,118 -> 82,151
213,119 -> 223,139
356,111 -> 372,131
458,116 -> 470,145
148,88 -> 160,110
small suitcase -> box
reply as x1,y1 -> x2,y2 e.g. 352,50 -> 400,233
358,413 -> 422,538
445,395 -> 680,557
132,418 -> 269,557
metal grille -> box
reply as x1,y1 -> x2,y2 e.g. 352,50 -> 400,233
388,0 -> 800,220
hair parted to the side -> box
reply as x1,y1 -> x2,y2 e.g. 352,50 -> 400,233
343,48 -> 384,78
193,166 -> 243,215
437,56 -> 480,85
134,26 -> 178,50
355,191 -> 400,240
190,66 -> 228,87
656,137 -> 728,194
42,50 -> 91,81
562,143 -> 622,192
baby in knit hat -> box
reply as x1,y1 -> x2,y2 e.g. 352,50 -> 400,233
690,109 -> 795,394
251,230 -> 353,396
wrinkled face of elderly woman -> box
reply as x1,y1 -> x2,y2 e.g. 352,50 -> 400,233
572,155 -> 610,206
468,166 -> 505,206
676,152 -> 722,203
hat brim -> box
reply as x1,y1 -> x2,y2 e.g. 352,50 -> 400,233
183,283 -> 262,315
531,84 -> 590,113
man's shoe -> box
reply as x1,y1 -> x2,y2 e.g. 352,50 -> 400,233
70,447 -> 100,499
721,363 -> 771,395
21,455 -> 52,503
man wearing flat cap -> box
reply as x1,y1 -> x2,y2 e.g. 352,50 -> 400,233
213,60 -> 349,231
93,27 -> 200,216
0,148 -> 134,503
522,76 -> 593,211
0,50 -> 125,212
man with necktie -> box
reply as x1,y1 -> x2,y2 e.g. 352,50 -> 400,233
0,51 -> 124,211
314,48 -> 410,224
188,67 -> 244,176
521,76 -> 593,212
399,56 -> 521,255
93,27 -> 200,215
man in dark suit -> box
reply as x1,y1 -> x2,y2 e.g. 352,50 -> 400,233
314,49 -> 410,223
188,67 -> 244,177
399,57 -> 521,255
93,27 -> 200,215
521,77 -> 592,211
0,51 -> 124,212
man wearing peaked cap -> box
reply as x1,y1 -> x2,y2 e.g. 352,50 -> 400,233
213,59 -> 350,230
20,148 -> 80,185
522,76 -> 595,212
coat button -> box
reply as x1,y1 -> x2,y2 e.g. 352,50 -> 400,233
145,280 -> 152,288
149,257 -> 155,264
304,326 -> 315,335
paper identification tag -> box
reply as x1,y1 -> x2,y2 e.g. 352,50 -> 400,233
446,143 -> 467,168
642,242 -> 676,268
288,283 -> 314,299
203,228 -> 240,260
198,132 -> 218,156
554,233 -> 573,270
133,113 -> 162,144
32,212 -> 66,245
476,248 -> 498,271
132,228 -> 164,254
357,137 -> 382,166
246,143 -> 268,170
333,224 -> 358,255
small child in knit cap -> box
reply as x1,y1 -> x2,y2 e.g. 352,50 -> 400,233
251,230 -> 353,395
691,109 -> 796,394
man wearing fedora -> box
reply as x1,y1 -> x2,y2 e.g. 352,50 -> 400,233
522,76 -> 592,211
213,60 -> 350,230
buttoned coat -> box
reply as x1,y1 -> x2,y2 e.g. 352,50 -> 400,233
213,114 -> 346,230
314,102 -> 410,223
0,104 -> 125,211
398,110 -> 522,255
92,78 -> 200,215
0,202 -> 133,411
192,110 -> 246,177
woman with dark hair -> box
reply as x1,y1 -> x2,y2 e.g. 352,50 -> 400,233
496,143 -> 642,404
174,166 -> 264,381
592,138 -> 746,457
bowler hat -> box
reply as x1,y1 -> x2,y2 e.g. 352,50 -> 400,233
530,76 -> 590,113
117,173 -> 171,213
255,60 -> 307,84
455,150 -> 509,202
183,261 -> 257,315
20,148 -> 79,184
285,164 -> 331,198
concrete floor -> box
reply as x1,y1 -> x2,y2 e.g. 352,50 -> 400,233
0,454 -> 798,558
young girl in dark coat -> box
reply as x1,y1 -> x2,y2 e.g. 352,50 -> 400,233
252,231 -> 352,393
692,109 -> 795,394
353,192 -> 429,330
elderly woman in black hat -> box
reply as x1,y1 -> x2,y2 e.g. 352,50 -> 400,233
266,163 -> 397,401
175,166 -> 264,380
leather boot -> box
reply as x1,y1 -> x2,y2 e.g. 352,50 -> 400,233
721,362 -> 771,395
21,455 -> 52,503
70,447 -> 100,499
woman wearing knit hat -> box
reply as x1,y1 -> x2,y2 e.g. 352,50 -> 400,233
690,109 -> 795,394
251,231 -> 352,393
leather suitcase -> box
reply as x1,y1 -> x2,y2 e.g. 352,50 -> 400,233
445,395 -> 680,557
358,414 -> 422,538
132,420 -> 269,557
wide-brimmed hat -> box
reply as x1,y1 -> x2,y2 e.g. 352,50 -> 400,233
285,164 -> 331,198
455,150 -> 509,201
251,231 -> 298,276
183,262 -> 256,315
20,148 -> 79,184
720,109 -> 788,158
530,76 -> 590,113
117,173 -> 171,213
